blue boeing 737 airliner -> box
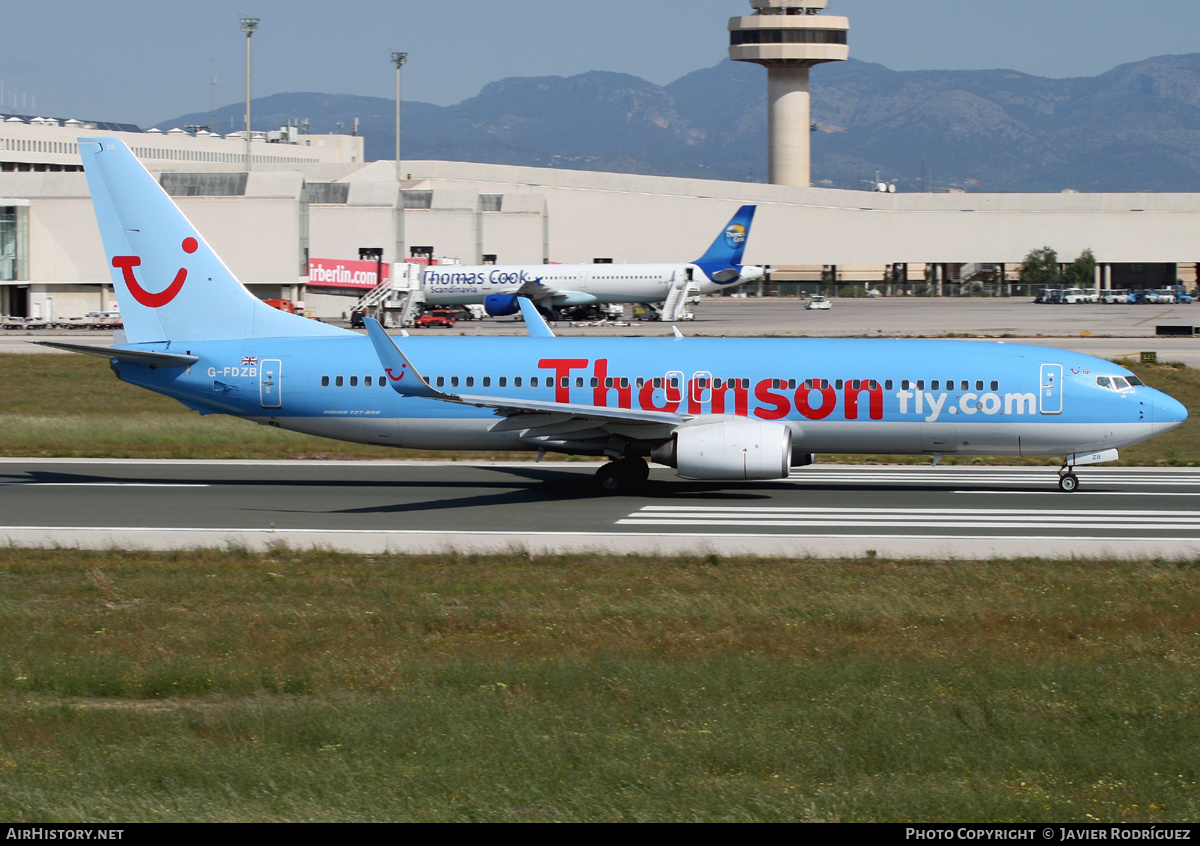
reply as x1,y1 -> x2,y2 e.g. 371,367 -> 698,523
38,138 -> 1188,493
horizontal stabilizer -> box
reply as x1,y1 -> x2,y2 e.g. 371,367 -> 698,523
30,341 -> 199,367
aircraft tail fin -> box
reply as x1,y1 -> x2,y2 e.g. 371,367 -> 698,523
692,204 -> 756,283
78,137 -> 348,345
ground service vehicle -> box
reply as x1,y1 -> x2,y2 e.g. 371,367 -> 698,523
415,310 -> 457,328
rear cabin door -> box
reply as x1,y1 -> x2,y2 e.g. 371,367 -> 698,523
260,359 -> 283,409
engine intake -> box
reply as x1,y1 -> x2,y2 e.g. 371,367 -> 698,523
652,420 -> 793,481
484,295 -> 521,317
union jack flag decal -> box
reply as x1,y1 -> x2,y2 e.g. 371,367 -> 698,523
242,357 -> 259,366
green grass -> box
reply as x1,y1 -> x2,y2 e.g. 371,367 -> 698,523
0,354 -> 504,460
2,354 -> 1197,464
0,548 -> 1198,822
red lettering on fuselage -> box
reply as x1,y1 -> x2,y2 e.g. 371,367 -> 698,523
539,358 -> 589,404
711,380 -> 749,417
753,380 -> 790,421
639,380 -> 681,413
592,359 -> 632,409
534,359 -> 898,422
844,381 -> 884,421
795,382 -> 838,420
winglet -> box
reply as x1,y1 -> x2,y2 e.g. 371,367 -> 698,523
364,317 -> 452,399
518,297 -> 555,338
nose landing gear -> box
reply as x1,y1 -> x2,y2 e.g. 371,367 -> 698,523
1057,448 -> 1120,493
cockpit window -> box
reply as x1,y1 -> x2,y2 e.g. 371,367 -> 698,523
1126,375 -> 1145,387
1097,375 -> 1137,391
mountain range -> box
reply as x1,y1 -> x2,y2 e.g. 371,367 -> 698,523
157,55 -> 1200,193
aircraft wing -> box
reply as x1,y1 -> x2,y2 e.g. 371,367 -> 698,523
514,276 -> 560,301
363,315 -> 688,430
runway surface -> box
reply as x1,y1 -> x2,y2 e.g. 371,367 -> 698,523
4,459 -> 1199,560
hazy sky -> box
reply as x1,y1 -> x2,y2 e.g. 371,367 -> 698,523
2,0 -> 1197,127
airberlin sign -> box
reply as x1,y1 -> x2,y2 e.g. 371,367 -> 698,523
308,258 -> 390,290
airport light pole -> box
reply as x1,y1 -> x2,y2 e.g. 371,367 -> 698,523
392,51 -> 408,264
241,16 -> 259,172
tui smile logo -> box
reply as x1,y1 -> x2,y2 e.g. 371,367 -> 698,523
112,237 -> 199,308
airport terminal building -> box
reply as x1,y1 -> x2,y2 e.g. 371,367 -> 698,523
2,113 -> 1198,321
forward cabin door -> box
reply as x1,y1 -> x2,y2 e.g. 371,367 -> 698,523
1040,363 -> 1063,415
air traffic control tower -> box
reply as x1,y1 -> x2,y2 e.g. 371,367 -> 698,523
729,0 -> 849,187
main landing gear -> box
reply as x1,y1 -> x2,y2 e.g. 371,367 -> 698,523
594,457 -> 650,494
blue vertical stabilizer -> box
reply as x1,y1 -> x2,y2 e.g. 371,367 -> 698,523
692,205 -> 756,283
77,137 -> 350,344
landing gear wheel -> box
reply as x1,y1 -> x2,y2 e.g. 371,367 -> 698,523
593,457 -> 649,495
1058,473 -> 1080,493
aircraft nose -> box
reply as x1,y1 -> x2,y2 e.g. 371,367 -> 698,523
1152,391 -> 1188,435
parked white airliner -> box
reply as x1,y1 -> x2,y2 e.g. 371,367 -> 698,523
421,205 -> 762,316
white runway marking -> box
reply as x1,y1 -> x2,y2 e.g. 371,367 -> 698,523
0,483 -> 208,488
618,506 -> 1200,535
791,470 -> 1200,486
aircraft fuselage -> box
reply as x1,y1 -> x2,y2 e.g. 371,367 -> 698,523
116,335 -> 1182,459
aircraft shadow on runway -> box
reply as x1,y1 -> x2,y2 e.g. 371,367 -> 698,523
0,467 -> 1065,522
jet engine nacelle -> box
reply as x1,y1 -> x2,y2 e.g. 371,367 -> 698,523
484,295 -> 521,317
652,420 -> 793,481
